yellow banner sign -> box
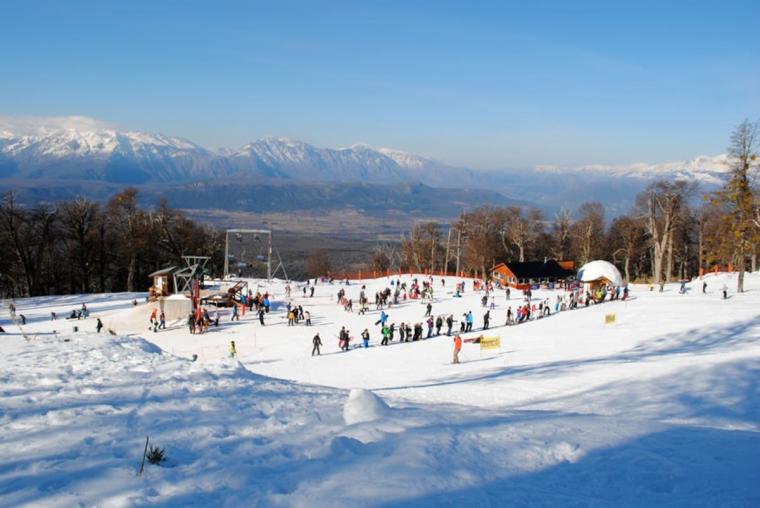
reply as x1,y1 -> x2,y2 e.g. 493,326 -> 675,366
605,313 -> 616,324
480,336 -> 501,350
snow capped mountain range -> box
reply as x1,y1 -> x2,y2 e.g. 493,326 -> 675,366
0,118 -> 738,216
0,121 -> 733,187
535,154 -> 731,186
0,125 -> 474,186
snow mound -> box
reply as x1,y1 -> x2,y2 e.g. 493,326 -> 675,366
329,435 -> 369,456
578,260 -> 624,286
343,388 -> 391,425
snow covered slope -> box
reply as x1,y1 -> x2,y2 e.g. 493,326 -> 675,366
1,272 -> 759,506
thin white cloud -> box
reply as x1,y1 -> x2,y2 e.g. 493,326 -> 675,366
0,115 -> 117,135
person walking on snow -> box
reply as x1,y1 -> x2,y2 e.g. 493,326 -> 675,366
381,325 -> 390,345
375,310 -> 389,326
465,311 -> 473,332
312,333 -> 322,356
231,304 -> 239,321
361,329 -> 370,348
722,284 -> 728,300
96,318 -> 104,333
452,334 -> 462,364
229,340 -> 237,358
483,310 -> 490,330
287,309 -> 295,326
703,281 -> 707,294
425,302 -> 432,317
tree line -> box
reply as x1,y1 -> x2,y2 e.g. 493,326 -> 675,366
373,120 -> 759,292
0,188 -> 225,298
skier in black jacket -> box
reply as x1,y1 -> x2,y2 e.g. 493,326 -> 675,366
312,333 -> 323,356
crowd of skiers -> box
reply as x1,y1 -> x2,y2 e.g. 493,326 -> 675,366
324,275 -> 639,353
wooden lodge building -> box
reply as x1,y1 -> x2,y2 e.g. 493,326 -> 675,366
491,259 -> 576,289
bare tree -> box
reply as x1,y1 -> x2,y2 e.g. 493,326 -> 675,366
637,180 -> 693,288
306,249 -> 331,277
571,202 -> 605,265
0,193 -> 57,296
106,188 -> 149,292
371,241 -> 400,272
608,214 -> 646,283
457,206 -> 503,277
502,207 -> 543,262
59,198 -> 99,293
551,208 -> 572,260
400,222 -> 442,273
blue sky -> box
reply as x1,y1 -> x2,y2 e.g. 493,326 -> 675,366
1,0 -> 758,168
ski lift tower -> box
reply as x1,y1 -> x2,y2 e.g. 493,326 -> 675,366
224,228 -> 288,282
173,255 -> 211,294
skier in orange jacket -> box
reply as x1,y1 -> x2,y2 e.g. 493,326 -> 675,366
453,334 -> 462,364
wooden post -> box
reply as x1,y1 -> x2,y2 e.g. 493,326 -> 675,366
455,227 -> 462,276
138,436 -> 150,476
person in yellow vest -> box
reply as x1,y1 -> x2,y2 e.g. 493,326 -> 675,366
229,340 -> 237,358
287,309 -> 296,326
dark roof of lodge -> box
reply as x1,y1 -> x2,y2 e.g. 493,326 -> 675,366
492,260 -> 575,280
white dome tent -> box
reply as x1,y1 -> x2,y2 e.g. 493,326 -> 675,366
577,260 -> 624,287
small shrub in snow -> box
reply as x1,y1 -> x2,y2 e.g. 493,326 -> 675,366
146,445 -> 166,465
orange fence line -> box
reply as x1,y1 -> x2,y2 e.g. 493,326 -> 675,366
325,269 -> 480,281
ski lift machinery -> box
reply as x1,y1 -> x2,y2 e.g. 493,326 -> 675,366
223,228 -> 288,281
173,255 -> 211,294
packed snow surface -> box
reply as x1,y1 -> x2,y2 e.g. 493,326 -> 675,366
1,272 -> 759,507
